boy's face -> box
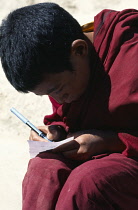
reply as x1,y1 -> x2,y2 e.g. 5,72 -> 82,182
32,39 -> 91,104
32,69 -> 89,104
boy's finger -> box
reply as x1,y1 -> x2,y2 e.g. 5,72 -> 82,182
52,139 -> 79,153
29,130 -> 48,142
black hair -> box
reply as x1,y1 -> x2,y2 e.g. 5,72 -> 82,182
0,3 -> 84,93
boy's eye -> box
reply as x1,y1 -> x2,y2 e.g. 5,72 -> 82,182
54,85 -> 64,95
55,87 -> 63,94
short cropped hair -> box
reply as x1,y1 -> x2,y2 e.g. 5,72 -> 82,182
0,3 -> 84,92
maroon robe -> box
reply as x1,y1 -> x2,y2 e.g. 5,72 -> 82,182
44,9 -> 138,158
23,9 -> 138,210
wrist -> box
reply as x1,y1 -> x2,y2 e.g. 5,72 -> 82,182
70,129 -> 126,154
98,130 -> 126,153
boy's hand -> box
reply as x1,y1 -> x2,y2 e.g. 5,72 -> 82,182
52,132 -> 106,161
52,130 -> 125,161
29,125 -> 67,142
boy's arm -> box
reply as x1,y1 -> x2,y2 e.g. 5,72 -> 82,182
52,128 -> 138,160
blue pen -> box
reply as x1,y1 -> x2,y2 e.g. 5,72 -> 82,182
10,107 -> 52,142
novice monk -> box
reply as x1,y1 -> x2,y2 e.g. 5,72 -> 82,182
0,3 -> 138,210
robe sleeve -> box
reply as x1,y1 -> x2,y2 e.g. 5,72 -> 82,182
118,133 -> 138,157
94,9 -> 138,158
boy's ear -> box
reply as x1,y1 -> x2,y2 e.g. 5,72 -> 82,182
71,39 -> 88,56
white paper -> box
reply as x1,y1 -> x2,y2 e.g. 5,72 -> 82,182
27,136 -> 74,158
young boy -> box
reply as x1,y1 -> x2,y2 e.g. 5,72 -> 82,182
0,3 -> 138,210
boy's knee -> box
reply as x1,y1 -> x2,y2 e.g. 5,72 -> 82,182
26,152 -> 73,179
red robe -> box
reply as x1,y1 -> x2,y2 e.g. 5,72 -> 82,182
23,9 -> 138,210
44,9 -> 138,158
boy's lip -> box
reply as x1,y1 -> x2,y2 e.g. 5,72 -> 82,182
64,96 -> 78,104
62,98 -> 72,104
60,94 -> 82,104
